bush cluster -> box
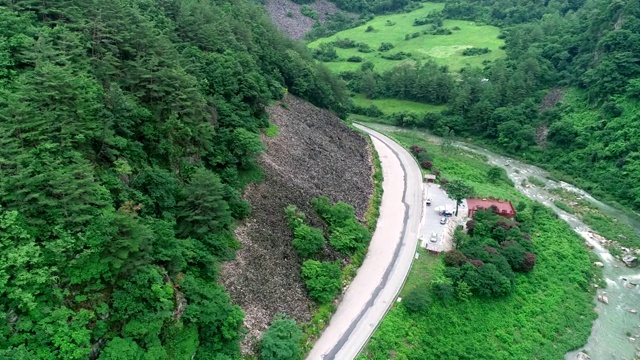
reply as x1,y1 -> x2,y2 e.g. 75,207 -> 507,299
284,205 -> 326,259
332,37 -> 358,49
358,43 -> 375,53
284,196 -> 371,304
301,260 -> 342,303
312,43 -> 339,62
442,209 -> 536,299
381,51 -> 412,60
351,104 -> 384,117
312,196 -> 371,255
300,5 -> 318,19
378,42 -> 395,52
462,47 -> 491,56
413,11 -> 444,26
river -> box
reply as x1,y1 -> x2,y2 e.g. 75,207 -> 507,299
362,123 -> 640,360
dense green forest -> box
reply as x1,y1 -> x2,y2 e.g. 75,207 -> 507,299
333,0 -> 640,212
0,0 -> 349,358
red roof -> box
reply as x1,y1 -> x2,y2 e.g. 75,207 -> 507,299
466,198 -> 515,216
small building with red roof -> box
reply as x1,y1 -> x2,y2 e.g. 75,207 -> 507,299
466,198 -> 516,219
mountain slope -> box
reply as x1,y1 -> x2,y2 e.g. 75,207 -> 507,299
0,0 -> 351,358
221,94 -> 373,353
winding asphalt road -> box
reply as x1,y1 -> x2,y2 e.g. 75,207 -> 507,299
306,124 -> 423,360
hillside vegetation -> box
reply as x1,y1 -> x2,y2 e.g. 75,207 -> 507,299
358,127 -> 598,360
318,0 -> 640,214
0,0 -> 350,358
308,4 -> 505,73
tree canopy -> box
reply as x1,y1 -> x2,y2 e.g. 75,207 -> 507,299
0,0 -> 348,358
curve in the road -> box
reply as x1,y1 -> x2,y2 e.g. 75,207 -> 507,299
306,123 -> 423,360
324,128 -> 414,359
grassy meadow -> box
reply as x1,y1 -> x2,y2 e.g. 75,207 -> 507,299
356,126 -> 598,360
308,3 -> 505,73
351,94 -> 446,114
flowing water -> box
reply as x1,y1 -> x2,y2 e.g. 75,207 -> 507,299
363,124 -> 640,359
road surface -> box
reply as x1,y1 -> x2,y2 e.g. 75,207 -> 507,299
305,124 -> 423,360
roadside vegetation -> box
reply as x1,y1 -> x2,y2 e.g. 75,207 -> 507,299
358,128 -> 598,360
283,198 -> 371,355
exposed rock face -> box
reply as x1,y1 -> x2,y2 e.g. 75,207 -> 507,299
265,0 -> 340,39
221,94 -> 373,353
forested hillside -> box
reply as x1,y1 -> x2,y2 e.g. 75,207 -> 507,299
0,0 -> 349,358
330,0 -> 640,212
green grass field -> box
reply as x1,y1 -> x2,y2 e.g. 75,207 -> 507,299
308,3 -> 505,73
351,94 -> 446,114
356,127 -> 597,360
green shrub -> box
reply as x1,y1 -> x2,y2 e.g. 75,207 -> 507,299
486,166 -> 514,186
413,12 -> 444,26
332,38 -> 357,48
462,47 -> 491,56
301,260 -> 342,303
378,42 -> 394,52
261,314 -> 303,360
328,220 -> 369,254
351,104 -> 383,117
312,196 -> 352,228
312,196 -> 371,255
357,43 -> 374,53
553,200 -> 575,214
381,51 -> 411,60
312,43 -> 338,62
422,25 -> 453,35
300,5 -> 318,19
403,283 -> 432,313
285,205 -> 325,258
292,224 -> 325,258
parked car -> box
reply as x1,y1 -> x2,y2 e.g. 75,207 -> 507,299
426,198 -> 432,206
430,232 -> 438,243
440,217 -> 447,225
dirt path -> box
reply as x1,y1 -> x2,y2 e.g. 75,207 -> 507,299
306,124 -> 423,359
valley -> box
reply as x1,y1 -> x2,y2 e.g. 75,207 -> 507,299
1,0 -> 638,359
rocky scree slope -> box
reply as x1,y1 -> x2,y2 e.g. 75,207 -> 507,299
265,0 -> 339,39
221,93 -> 374,353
